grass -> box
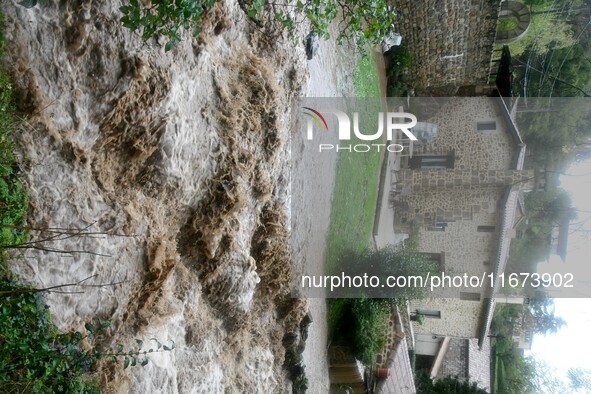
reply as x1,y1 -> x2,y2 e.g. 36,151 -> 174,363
497,17 -> 519,32
324,52 -> 382,274
324,51 -> 385,366
353,52 -> 381,98
324,47 -> 436,365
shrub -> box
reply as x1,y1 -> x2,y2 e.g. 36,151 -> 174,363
116,0 -> 396,50
387,45 -> 412,69
415,370 -> 488,393
0,273 -> 177,392
331,245 -> 437,299
0,275 -> 101,393
328,298 -> 393,365
119,0 -> 216,51
0,23 -> 28,253
386,45 -> 413,97
327,245 -> 437,364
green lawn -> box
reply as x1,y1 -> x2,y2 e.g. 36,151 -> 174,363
491,342 -> 507,394
324,51 -> 382,274
353,52 -> 382,98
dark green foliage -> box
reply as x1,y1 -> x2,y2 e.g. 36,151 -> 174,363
119,0 -> 216,51
332,245 -> 437,298
287,0 -> 397,47
490,299 -> 566,392
490,335 -> 537,393
0,276 -> 102,393
0,22 -> 28,254
117,0 -> 396,51
415,370 -> 488,393
386,46 -> 412,97
328,297 -> 393,364
0,176 -> 28,248
388,45 -> 412,69
0,276 -> 177,392
327,246 -> 437,364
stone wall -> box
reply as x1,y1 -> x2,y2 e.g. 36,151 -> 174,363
438,338 -> 469,379
468,338 -> 491,391
393,97 -> 532,227
415,97 -> 515,171
410,298 -> 484,338
399,97 -> 530,339
375,308 -> 405,368
391,0 -> 500,94
435,338 -> 491,392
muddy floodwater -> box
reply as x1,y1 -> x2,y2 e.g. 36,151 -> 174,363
2,0 -> 358,392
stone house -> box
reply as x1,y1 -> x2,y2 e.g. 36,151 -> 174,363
391,96 -> 532,389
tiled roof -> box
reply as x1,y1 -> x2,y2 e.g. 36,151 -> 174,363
478,97 -> 527,348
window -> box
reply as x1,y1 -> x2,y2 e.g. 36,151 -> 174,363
477,225 -> 496,233
416,309 -> 441,318
427,222 -> 447,232
409,154 -> 455,169
460,292 -> 481,301
419,252 -> 445,270
477,121 -> 496,131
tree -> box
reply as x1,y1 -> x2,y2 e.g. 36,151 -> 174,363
491,335 -> 537,393
116,0 -> 397,50
527,357 -> 570,394
509,14 -> 575,57
332,244 -> 438,298
507,189 -> 574,274
529,294 -> 567,335
568,367 -> 591,392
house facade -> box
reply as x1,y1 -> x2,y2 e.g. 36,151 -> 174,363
391,96 -> 532,388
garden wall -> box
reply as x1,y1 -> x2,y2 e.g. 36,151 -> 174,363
392,0 -> 500,94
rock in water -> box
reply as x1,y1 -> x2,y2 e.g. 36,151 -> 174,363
305,31 -> 318,60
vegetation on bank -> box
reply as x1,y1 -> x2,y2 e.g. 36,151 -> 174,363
327,247 -> 436,364
0,20 -> 181,391
324,54 -> 437,367
324,53 -> 382,274
0,23 -> 103,392
385,45 -> 413,97
18,0 -> 398,52
490,296 -> 570,393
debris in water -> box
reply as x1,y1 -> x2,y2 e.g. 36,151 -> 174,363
305,31 -> 318,60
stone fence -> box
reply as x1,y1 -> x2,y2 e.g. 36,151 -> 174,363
391,0 -> 501,95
